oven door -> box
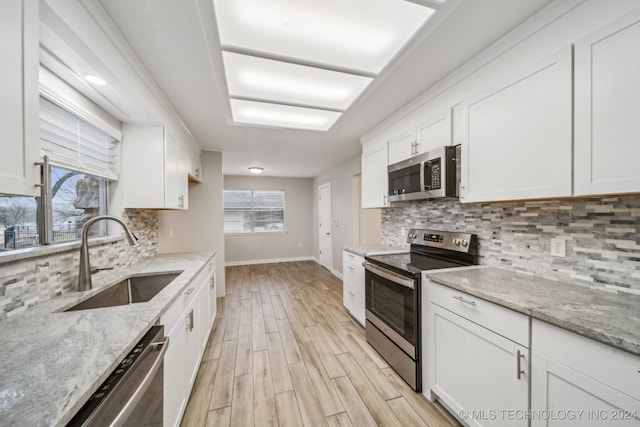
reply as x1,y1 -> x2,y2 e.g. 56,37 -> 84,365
364,262 -> 417,358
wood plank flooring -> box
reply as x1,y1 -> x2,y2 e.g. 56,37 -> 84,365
181,261 -> 460,427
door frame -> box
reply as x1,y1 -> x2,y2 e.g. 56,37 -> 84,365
318,182 -> 332,271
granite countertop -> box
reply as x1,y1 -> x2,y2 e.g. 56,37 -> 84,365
0,251 -> 215,427
343,245 -> 409,257
424,266 -> 640,357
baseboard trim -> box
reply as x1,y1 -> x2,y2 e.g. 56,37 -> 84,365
225,256 -> 316,267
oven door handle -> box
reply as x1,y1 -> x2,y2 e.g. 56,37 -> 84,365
365,262 -> 415,289
109,335 -> 169,426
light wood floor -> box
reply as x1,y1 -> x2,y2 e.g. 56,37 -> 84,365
180,261 -> 460,427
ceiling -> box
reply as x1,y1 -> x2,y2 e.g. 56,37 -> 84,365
61,0 -> 554,178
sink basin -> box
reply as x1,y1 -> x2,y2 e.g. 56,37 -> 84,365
65,272 -> 182,311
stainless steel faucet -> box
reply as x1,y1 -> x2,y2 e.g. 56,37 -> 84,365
78,215 -> 138,291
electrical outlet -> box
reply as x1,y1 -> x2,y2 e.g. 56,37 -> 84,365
400,227 -> 407,238
550,238 -> 566,258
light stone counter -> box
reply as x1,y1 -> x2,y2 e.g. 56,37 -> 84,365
0,251 -> 215,427
343,245 -> 408,257
424,266 -> 640,356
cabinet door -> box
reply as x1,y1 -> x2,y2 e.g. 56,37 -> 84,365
164,316 -> 187,427
430,304 -> 529,426
531,353 -> 640,426
362,143 -> 389,208
164,134 -> 188,210
0,0 -> 39,196
457,47 -> 572,203
416,110 -> 452,155
574,11 -> 640,196
388,128 -> 417,165
184,285 -> 205,390
208,269 -> 217,327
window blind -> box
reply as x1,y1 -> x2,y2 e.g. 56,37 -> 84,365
39,97 -> 119,180
223,190 -> 286,233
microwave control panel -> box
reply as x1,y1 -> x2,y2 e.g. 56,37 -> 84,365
424,158 -> 441,190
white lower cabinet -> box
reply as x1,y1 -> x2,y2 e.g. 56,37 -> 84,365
163,312 -> 187,427
425,281 -> 530,426
342,250 -> 365,326
161,256 -> 217,427
531,320 -> 640,426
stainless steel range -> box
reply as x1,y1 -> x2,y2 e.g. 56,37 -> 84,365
364,229 -> 478,391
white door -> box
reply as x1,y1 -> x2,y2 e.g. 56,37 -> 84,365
318,183 -> 332,271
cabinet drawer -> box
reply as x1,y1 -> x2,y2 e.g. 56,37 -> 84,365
427,280 -> 529,347
343,251 -> 364,268
343,262 -> 365,296
161,268 -> 208,330
533,319 -> 640,401
343,286 -> 365,326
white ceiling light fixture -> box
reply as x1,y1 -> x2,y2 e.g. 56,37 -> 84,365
248,167 -> 264,174
231,99 -> 341,131
214,0 -> 435,74
84,74 -> 106,86
223,52 -> 373,110
212,0 -> 447,131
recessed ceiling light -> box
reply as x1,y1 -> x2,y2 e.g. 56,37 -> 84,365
230,99 -> 342,131
248,167 -> 264,174
214,0 -> 435,74
84,74 -> 106,86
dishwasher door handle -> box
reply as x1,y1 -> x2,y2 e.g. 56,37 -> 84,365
110,336 -> 169,426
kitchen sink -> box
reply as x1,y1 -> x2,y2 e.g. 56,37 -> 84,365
65,272 -> 182,311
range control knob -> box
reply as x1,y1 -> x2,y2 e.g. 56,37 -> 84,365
461,239 -> 468,247
453,238 -> 461,246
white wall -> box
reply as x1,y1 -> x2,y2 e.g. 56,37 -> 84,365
313,154 -> 362,275
158,151 -> 225,295
224,175 -> 314,265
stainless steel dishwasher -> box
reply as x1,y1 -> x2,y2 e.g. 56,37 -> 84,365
67,325 -> 169,426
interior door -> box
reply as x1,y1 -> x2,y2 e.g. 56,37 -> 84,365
318,183 -> 332,271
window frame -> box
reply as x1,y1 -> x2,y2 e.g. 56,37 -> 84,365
223,189 -> 287,235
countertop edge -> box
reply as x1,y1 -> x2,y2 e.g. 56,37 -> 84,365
424,266 -> 640,358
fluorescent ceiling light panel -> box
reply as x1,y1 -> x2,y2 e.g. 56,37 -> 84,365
223,52 -> 373,110
230,99 -> 342,131
214,0 -> 435,74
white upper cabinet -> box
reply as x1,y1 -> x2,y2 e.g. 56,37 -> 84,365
122,124 -> 188,210
416,110 -> 452,155
574,11 -> 640,196
387,127 -> 417,165
387,109 -> 453,165
0,0 -> 39,196
361,138 -> 389,208
456,47 -> 573,203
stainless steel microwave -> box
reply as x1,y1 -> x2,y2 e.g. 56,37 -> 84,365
387,145 -> 460,202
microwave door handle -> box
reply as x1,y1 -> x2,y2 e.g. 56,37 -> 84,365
109,336 -> 169,426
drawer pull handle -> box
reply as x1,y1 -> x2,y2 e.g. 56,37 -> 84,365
453,295 -> 476,306
184,287 -> 195,296
348,266 -> 355,271
517,350 -> 525,380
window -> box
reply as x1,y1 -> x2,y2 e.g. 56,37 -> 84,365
0,97 -> 118,252
224,190 -> 285,233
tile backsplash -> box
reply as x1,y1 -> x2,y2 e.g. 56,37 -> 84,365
0,209 -> 158,321
382,196 -> 640,292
